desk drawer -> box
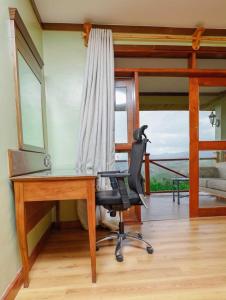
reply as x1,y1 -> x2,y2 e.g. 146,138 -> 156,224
23,180 -> 88,201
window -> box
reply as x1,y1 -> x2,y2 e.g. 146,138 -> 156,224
115,78 -> 136,152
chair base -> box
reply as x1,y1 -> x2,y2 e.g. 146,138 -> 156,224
96,212 -> 154,262
96,231 -> 153,262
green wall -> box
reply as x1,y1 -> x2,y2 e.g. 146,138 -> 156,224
0,0 -> 51,296
0,19 -> 87,296
43,31 -> 86,221
43,31 -> 86,169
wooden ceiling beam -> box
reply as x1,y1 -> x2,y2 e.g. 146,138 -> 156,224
115,68 -> 226,77
114,45 -> 191,58
192,27 -> 205,50
41,22 -> 226,37
42,23 -> 84,31
139,92 -> 221,97
140,104 -> 189,111
114,45 -> 226,58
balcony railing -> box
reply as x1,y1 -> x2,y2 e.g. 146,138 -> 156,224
143,154 -> 217,195
115,155 -> 216,195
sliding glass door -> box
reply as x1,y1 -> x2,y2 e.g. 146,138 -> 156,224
189,77 -> 226,217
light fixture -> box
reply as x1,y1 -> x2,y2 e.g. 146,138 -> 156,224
209,110 -> 220,127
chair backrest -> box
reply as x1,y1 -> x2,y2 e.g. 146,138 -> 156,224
128,125 -> 149,195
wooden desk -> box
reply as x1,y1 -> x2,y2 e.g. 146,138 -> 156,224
11,169 -> 97,287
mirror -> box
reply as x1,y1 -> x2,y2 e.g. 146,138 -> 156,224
10,10 -> 47,154
17,52 -> 45,150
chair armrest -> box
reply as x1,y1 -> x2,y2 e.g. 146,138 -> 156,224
98,171 -> 121,191
98,171 -> 119,175
100,172 -> 130,178
98,172 -> 131,209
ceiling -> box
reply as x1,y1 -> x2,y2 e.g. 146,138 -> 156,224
115,57 -> 226,110
34,0 -> 226,28
34,1 -> 226,109
115,58 -> 226,92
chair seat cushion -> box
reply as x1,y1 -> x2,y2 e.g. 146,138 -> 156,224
96,190 -> 121,205
96,190 -> 141,206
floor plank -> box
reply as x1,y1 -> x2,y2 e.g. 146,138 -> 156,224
16,217 -> 226,299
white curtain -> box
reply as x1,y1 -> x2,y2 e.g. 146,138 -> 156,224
76,28 -> 118,230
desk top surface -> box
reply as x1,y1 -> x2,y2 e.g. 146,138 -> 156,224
10,169 -> 97,182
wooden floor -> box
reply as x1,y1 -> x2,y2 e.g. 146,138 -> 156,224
16,217 -> 226,300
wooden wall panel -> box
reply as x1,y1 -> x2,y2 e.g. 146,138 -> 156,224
198,77 -> 226,86
199,141 -> 226,151
115,68 -> 226,78
198,207 -> 226,217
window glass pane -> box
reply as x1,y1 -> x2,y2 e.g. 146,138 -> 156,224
199,86 -> 226,141
115,112 -> 128,143
140,111 -> 189,156
199,111 -> 215,141
115,87 -> 128,143
115,152 -> 129,171
115,87 -> 127,109
18,52 -> 44,148
140,110 -> 189,193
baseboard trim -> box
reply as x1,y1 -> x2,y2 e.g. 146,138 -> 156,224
2,223 -> 53,300
1,269 -> 23,300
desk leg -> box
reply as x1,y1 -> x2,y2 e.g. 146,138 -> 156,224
14,183 -> 29,287
86,180 -> 96,283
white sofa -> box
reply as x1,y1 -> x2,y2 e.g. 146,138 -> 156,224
199,163 -> 226,198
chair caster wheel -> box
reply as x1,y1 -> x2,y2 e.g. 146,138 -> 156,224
137,233 -> 143,239
96,246 -> 99,251
147,247 -> 154,254
116,255 -> 123,262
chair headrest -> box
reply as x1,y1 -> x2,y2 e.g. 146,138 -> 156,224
133,125 -> 148,142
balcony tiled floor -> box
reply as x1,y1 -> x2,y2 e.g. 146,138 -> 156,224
142,192 -> 226,221
142,193 -> 189,221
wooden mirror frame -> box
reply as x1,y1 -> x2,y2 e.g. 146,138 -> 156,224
9,8 -> 47,153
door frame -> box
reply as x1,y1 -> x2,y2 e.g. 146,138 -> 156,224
115,75 -> 141,223
189,77 -> 226,217
115,59 -> 226,220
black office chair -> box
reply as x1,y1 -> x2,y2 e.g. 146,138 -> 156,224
96,125 -> 154,262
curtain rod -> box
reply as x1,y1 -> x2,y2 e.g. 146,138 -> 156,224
83,24 -> 226,50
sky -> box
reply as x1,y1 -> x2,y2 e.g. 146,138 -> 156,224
115,86 -> 216,159
140,111 -> 215,157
